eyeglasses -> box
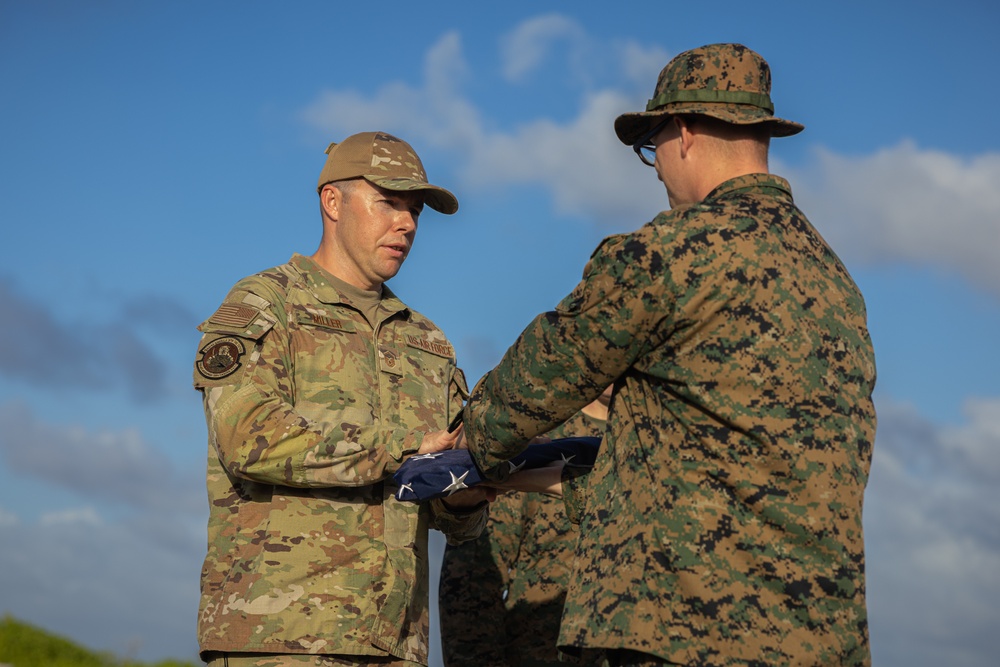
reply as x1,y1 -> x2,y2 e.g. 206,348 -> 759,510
632,116 -> 674,167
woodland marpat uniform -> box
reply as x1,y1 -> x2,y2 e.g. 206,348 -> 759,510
464,173 -> 877,665
193,253 -> 484,663
438,410 -> 607,667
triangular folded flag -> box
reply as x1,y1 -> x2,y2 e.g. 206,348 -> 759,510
392,436 -> 600,502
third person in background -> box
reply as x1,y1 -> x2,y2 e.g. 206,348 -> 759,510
438,387 -> 612,667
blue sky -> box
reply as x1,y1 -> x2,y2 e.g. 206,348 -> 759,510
1,1 -> 998,665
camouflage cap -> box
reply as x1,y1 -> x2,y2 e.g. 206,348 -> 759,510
317,131 -> 459,215
614,43 -> 804,146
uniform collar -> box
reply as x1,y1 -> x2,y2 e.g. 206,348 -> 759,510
703,172 -> 793,203
288,253 -> 409,316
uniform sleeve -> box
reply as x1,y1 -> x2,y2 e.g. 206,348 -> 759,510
194,282 -> 425,489
438,493 -> 525,667
465,230 -> 672,477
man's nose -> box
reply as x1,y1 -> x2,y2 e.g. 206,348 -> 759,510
395,210 -> 418,232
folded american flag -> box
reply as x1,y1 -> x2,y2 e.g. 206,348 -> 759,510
392,436 -> 600,501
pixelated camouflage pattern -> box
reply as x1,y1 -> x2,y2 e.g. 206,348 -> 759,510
464,173 -> 877,665
439,411 -> 607,667
614,43 -> 803,146
193,253 -> 485,664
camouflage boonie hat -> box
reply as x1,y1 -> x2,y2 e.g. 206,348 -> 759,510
614,43 -> 804,146
317,131 -> 459,214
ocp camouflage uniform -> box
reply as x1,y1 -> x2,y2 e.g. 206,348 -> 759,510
438,410 -> 607,667
464,173 -> 877,665
193,253 -> 486,664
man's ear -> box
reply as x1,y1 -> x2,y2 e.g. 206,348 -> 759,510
677,117 -> 696,159
319,184 -> 340,220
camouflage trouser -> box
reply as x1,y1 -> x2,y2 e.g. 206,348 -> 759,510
203,653 -> 422,667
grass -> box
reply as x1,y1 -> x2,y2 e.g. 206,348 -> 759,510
0,615 -> 197,667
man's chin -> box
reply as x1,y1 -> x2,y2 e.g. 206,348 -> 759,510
378,264 -> 405,283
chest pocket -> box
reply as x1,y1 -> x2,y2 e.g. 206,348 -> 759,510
391,333 -> 456,431
291,311 -> 362,367
289,310 -> 371,420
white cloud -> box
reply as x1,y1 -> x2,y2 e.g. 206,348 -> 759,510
618,40 -> 671,91
466,89 -> 664,222
0,401 -> 203,514
499,14 -> 588,82
789,142 -> 1000,296
0,277 -> 172,401
0,506 -> 18,526
0,512 -> 202,663
497,16 -> 668,93
39,506 -> 102,526
865,396 -> 1000,666
940,397 -> 1000,482
0,408 -> 206,661
301,32 -> 485,149
300,29 -> 666,227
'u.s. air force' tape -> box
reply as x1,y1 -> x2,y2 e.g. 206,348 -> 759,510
392,436 -> 600,502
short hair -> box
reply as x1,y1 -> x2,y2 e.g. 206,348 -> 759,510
318,178 -> 362,221
326,177 -> 360,200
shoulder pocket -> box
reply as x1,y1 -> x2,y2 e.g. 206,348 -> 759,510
194,296 -> 277,387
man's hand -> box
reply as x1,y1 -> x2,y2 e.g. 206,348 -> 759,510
440,485 -> 498,508
417,425 -> 465,455
490,461 -> 565,497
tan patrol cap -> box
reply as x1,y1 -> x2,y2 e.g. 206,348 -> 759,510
317,131 -> 459,215
615,43 -> 804,146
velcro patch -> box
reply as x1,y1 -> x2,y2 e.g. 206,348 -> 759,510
380,348 -> 403,375
196,336 -> 246,379
296,311 -> 356,332
406,334 -> 453,358
209,303 -> 260,330
295,311 -> 354,331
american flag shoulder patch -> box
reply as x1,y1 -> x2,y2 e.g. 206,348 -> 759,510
209,303 -> 261,329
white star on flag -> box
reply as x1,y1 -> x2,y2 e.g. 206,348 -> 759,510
508,459 -> 526,474
442,470 -> 470,496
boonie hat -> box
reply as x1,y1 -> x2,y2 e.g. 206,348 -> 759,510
317,131 -> 459,215
614,43 -> 804,146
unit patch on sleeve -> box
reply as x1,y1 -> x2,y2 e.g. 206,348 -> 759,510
196,336 -> 247,379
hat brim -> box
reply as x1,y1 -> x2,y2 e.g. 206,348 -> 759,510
614,104 -> 804,146
365,176 -> 459,215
